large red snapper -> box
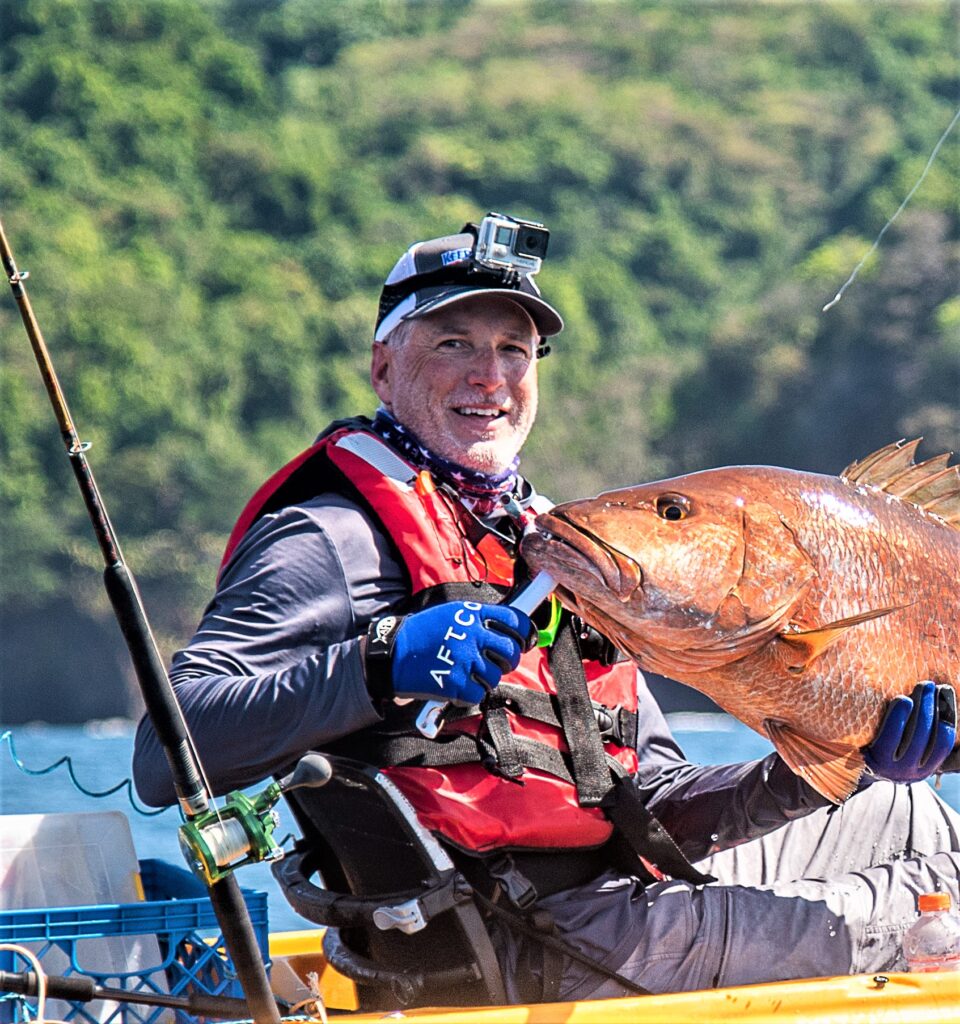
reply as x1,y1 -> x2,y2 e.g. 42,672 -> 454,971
521,440 -> 960,803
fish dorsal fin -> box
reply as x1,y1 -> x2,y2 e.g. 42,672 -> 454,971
841,438 -> 960,527
885,452 -> 954,496
778,605 -> 903,671
763,719 -> 864,804
841,438 -> 921,484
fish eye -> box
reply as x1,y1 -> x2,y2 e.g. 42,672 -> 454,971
656,493 -> 691,521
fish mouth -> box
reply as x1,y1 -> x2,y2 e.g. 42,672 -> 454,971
523,510 -> 643,602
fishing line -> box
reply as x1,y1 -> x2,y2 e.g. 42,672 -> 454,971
822,104 -> 960,312
0,729 -> 169,818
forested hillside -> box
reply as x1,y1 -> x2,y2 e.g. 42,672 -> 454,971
1,0 -> 957,720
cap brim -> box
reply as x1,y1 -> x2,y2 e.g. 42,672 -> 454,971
376,286 -> 563,342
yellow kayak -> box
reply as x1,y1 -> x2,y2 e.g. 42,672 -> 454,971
269,930 -> 960,1023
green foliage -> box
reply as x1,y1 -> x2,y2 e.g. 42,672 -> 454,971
1,0 -> 957,685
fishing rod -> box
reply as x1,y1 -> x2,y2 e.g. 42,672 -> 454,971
0,968 -> 270,1020
0,218 -> 281,1024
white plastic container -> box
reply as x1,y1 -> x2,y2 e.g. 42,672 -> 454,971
0,811 -> 168,1020
0,810 -> 145,909
902,891 -> 960,973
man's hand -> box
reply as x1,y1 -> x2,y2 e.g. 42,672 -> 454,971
365,601 -> 533,706
864,682 -> 957,783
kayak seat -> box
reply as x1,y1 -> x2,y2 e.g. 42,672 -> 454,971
272,753 -> 507,1011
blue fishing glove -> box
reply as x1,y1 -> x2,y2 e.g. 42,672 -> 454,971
864,682 -> 957,783
364,601 -> 533,706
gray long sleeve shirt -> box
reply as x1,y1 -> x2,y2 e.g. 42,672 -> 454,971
132,481 -> 830,862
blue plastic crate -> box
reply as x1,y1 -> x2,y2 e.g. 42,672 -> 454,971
0,860 -> 269,1024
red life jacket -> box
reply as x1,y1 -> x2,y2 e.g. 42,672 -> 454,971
223,421 -> 639,854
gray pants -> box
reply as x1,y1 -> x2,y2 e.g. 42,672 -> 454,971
499,781 -> 960,1001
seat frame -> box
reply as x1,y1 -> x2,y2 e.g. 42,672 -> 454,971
273,754 -> 507,1010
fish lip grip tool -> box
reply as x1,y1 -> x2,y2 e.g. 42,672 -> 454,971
414,571 -> 557,739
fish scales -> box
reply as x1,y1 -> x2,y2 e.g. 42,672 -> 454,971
522,440 -> 960,803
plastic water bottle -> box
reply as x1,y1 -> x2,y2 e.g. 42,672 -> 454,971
902,892 -> 960,972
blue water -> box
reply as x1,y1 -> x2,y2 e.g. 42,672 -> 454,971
2,720 -> 958,934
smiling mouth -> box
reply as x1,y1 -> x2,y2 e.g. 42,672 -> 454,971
452,405 -> 508,424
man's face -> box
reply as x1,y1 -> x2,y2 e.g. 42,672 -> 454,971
371,294 -> 539,474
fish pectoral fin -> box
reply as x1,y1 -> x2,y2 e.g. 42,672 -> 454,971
763,718 -> 864,804
778,605 -> 906,671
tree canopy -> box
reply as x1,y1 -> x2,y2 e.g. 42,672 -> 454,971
1,0 -> 957,719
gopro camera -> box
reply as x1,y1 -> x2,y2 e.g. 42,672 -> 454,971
474,212 -> 550,275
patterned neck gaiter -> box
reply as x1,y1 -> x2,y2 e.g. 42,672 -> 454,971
370,407 -> 519,517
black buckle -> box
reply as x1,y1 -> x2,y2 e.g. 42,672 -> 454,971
486,854 -> 538,910
594,703 -> 623,744
593,704 -> 637,748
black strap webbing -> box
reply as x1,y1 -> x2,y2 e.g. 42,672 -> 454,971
479,689 -> 525,780
334,729 -> 579,785
545,617 -> 715,885
547,617 -> 617,807
489,683 -> 638,748
603,765 -> 716,886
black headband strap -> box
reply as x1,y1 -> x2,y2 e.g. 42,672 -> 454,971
376,264 -> 529,330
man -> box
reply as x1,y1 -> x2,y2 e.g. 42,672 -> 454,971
133,213 -> 960,1003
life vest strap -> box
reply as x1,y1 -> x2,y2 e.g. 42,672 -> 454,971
538,619 -> 710,887
477,688 -> 525,781
602,763 -> 717,886
326,726 -> 581,784
451,683 -> 638,749
547,617 -> 618,808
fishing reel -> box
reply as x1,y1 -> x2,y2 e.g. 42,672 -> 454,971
179,754 -> 332,885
